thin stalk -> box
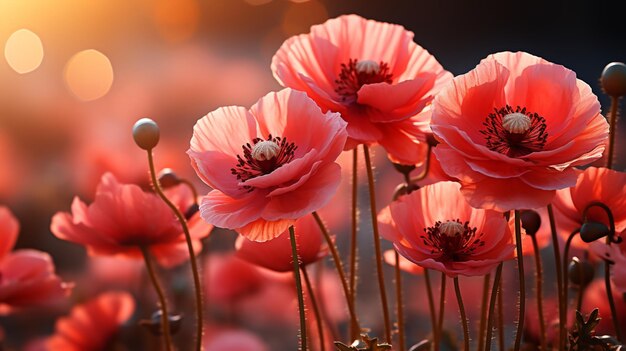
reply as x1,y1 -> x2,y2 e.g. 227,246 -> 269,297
606,96 -> 619,169
547,204 -> 565,350
454,277 -> 470,351
147,150 -> 203,351
140,247 -> 173,351
302,267 -> 325,351
605,254 -> 622,341
349,147 -> 359,341
394,251 -> 405,351
530,235 -> 547,351
312,212 -> 361,335
513,210 -> 525,351
413,144 -> 432,181
290,226 -> 308,351
362,145 -> 392,343
485,263 -> 503,351
497,277 -> 504,351
478,274 -> 491,351
179,178 -> 199,206
562,229 -> 580,334
437,273 -> 447,351
576,262 -> 584,313
424,269 -> 438,351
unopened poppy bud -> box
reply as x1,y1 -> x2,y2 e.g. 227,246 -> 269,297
185,203 -> 199,219
520,210 -> 541,236
409,340 -> 431,351
157,168 -> 180,188
580,221 -> 610,243
139,310 -> 182,335
392,182 -> 420,200
132,118 -> 160,150
601,62 -> 626,97
392,162 -> 416,176
568,257 -> 594,287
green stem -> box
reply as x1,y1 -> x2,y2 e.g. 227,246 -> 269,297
349,147 -> 359,341
547,204 -> 565,350
530,235 -> 547,351
363,145 -> 392,343
478,274 -> 491,351
513,210 -> 525,351
289,226 -> 308,351
147,150 -> 203,351
302,267 -> 325,351
484,263 -> 503,351
312,212 -> 361,335
424,269 -> 438,351
140,247 -> 173,351
454,277 -> 470,351
394,251 -> 405,351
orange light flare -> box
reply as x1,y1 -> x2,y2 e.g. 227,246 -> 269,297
4,29 -> 44,74
64,49 -> 114,101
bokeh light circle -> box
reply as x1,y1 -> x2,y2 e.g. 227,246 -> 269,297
64,49 -> 114,101
4,29 -> 44,74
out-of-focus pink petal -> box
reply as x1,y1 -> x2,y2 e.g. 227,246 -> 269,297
0,206 -> 19,260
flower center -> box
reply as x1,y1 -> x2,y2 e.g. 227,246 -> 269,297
480,105 -> 548,158
420,219 -> 485,262
231,135 -> 297,190
334,58 -> 393,104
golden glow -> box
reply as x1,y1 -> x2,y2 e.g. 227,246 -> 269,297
4,29 -> 44,74
153,0 -> 200,43
245,0 -> 273,5
64,49 -> 114,101
281,0 -> 328,36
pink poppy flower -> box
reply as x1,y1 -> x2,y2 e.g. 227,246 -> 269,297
50,172 -> 212,267
552,167 -> 626,249
431,51 -> 609,211
378,181 -> 515,277
0,207 -> 70,314
235,215 -> 327,272
45,291 -> 135,351
271,14 -> 453,165
188,88 -> 347,241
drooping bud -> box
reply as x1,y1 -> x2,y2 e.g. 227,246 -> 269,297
139,310 -> 182,336
568,257 -> 594,287
392,182 -> 420,200
600,62 -> 626,98
520,210 -> 541,236
132,118 -> 160,150
392,162 -> 416,176
580,221 -> 610,243
157,168 -> 180,188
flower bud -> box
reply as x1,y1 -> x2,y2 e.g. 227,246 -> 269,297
392,162 -> 416,176
520,210 -> 541,236
580,221 -> 610,243
567,257 -> 594,287
139,310 -> 182,335
132,118 -> 160,150
157,168 -> 180,188
601,62 -> 626,98
392,182 -> 420,200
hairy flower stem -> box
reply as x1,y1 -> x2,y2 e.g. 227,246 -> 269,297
312,212 -> 361,336
140,247 -> 174,351
147,150 -> 203,351
477,274 -> 491,351
484,263 -> 503,351
363,145 -> 392,343
289,226 -> 308,351
424,269 -> 438,351
394,251 -> 405,351
437,273 -> 447,351
349,147 -> 359,341
530,235 -> 547,351
513,210 -> 525,351
606,96 -> 619,169
497,277 -> 504,351
454,277 -> 470,351
302,267 -> 325,351
547,204 -> 565,350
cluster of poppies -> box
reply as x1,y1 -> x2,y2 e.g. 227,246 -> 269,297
1,14 -> 625,351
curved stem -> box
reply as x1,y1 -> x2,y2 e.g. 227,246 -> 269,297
513,210 -> 525,351
424,269 -> 438,351
312,212 -> 361,335
606,96 -> 619,170
302,267 -> 325,351
437,273 -> 447,351
530,235 -> 547,351
485,263 -> 503,351
547,204 -> 565,350
140,247 -> 173,351
349,147 -> 359,341
394,251 -> 405,351
289,226 -> 308,351
362,145 -> 392,343
413,144 -> 432,181
562,228 -> 580,330
454,277 -> 470,351
147,150 -> 203,351
478,274 -> 491,351
179,178 -> 199,206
